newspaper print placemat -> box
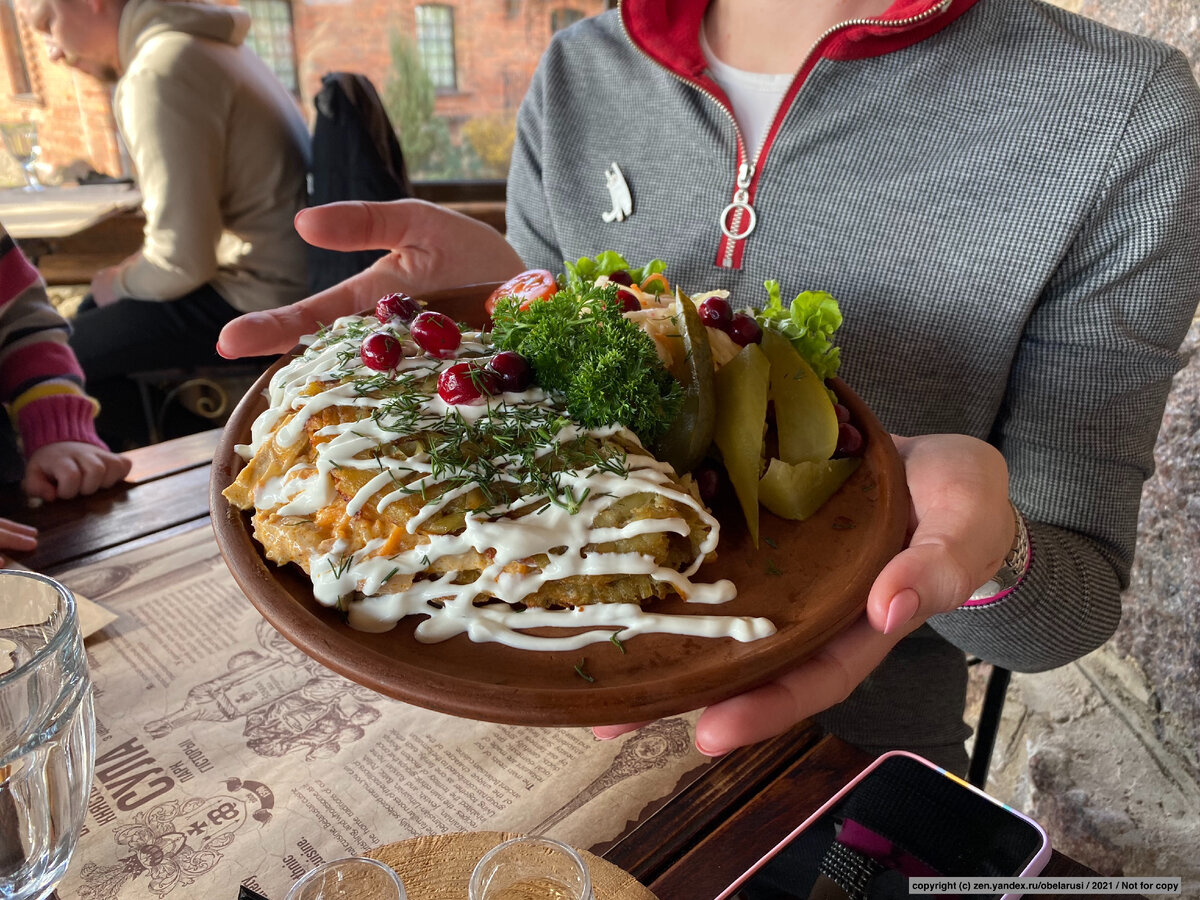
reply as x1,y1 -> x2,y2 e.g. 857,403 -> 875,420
56,524 -> 710,900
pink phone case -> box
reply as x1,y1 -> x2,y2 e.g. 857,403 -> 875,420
715,749 -> 1052,900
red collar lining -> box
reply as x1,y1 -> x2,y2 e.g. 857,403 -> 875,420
621,0 -> 981,75
621,0 -> 984,270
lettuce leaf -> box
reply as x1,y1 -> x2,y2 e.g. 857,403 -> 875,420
754,281 -> 842,381
563,252 -> 667,293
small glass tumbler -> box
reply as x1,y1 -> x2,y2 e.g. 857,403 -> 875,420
285,856 -> 406,900
469,836 -> 594,900
0,122 -> 45,192
0,570 -> 96,900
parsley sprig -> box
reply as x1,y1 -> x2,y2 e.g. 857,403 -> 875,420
489,284 -> 682,444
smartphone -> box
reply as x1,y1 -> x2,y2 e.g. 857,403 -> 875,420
716,750 -> 1051,900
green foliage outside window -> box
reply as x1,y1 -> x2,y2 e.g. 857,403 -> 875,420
462,115 -> 515,179
384,32 -> 507,180
383,32 -> 457,177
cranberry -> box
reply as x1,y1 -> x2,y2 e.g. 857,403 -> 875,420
834,402 -> 851,424
375,292 -> 421,323
410,311 -> 461,358
726,313 -> 763,346
836,423 -> 864,456
438,362 -> 496,404
360,331 -> 404,371
486,351 -> 533,392
695,466 -> 721,503
616,288 -> 641,313
607,269 -> 634,287
698,296 -> 733,329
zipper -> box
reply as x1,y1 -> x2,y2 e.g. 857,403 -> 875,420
619,0 -> 953,267
720,160 -> 756,242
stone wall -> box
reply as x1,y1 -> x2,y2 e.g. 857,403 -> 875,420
982,0 -> 1200,881
1118,320 -> 1200,770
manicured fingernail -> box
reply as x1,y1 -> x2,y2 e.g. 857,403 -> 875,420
695,739 -> 728,757
884,589 -> 920,635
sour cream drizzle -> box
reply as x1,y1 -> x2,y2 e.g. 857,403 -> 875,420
237,316 -> 776,649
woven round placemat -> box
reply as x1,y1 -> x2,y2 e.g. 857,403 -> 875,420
367,831 -> 658,900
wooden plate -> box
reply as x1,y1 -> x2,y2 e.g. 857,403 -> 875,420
210,283 -> 909,727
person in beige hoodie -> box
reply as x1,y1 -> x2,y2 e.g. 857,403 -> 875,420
18,0 -> 311,446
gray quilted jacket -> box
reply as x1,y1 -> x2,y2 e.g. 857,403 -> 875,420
505,0 -> 1200,763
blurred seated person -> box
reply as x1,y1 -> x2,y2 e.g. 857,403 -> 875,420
0,226 -> 130,565
17,0 -> 311,448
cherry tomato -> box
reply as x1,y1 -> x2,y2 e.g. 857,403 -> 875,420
484,269 -> 558,316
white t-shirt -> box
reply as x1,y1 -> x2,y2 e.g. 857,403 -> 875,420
699,24 -> 793,158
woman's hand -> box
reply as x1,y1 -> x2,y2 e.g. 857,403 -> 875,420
0,517 -> 37,565
22,441 -> 132,502
217,199 -> 525,359
594,433 -> 1015,754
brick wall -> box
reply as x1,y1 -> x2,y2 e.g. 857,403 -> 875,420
2,0 -> 606,179
295,0 -> 605,122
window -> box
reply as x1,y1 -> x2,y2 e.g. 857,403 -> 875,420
243,0 -> 299,95
381,0 -> 607,187
415,5 -> 457,92
1,0 -> 32,97
551,8 -> 584,32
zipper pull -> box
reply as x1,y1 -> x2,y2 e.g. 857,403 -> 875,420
720,161 -> 757,241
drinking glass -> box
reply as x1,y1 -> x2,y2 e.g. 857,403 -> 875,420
285,856 -> 406,900
469,836 -> 594,900
0,570 -> 95,900
1,123 -> 45,192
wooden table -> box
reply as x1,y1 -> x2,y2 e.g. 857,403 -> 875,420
1,429 -> 1112,900
0,185 -> 503,287
0,182 -> 144,284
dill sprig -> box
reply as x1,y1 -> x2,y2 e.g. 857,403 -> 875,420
320,315 -> 636,518
329,553 -> 353,578
489,284 -> 682,444
574,658 -> 595,683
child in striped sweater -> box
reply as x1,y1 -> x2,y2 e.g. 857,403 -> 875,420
1,224 -> 130,563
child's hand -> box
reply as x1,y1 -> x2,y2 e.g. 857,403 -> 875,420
0,517 -> 37,565
22,441 -> 132,502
